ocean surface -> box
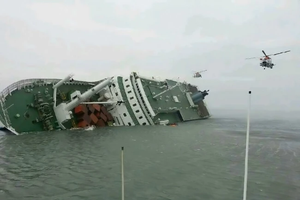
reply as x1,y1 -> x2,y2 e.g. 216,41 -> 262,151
0,110 -> 299,200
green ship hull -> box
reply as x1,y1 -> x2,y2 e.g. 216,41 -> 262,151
0,72 -> 210,135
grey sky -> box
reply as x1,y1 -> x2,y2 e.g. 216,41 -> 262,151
0,0 -> 299,112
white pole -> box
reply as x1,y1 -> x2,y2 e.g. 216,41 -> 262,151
121,147 -> 124,200
243,91 -> 251,200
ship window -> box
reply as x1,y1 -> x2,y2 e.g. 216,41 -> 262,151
123,113 -> 127,117
142,122 -> 146,125
125,79 -> 128,81
127,90 -> 132,94
139,116 -> 143,119
130,97 -> 134,100
115,92 -> 118,96
128,122 -> 131,126
133,103 -> 137,107
126,85 -> 130,88
135,110 -> 140,113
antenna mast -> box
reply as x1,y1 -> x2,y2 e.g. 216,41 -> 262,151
121,147 -> 124,200
243,91 -> 251,200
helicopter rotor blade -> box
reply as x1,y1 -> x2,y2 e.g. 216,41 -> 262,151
192,70 -> 207,73
267,50 -> 291,57
246,50 -> 290,60
245,57 -> 259,60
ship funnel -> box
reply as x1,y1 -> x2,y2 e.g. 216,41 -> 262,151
191,90 -> 209,104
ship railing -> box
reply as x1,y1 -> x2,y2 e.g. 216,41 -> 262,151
137,74 -> 165,82
134,71 -> 194,84
0,97 -> 11,127
0,78 -> 60,99
0,78 -> 99,99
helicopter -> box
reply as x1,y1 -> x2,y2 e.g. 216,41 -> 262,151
246,50 -> 290,70
193,70 -> 207,78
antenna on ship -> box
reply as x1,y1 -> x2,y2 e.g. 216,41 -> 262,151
121,147 -> 125,200
243,91 -> 251,200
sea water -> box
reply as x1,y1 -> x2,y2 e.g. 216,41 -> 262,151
0,110 -> 299,200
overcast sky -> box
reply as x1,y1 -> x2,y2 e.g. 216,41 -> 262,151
0,0 -> 299,113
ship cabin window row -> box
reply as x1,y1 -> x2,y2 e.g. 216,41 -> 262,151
134,83 -> 150,116
135,82 -> 151,116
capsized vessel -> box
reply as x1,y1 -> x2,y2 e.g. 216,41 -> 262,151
0,72 -> 210,135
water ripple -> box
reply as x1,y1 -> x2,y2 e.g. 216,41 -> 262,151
0,119 -> 299,200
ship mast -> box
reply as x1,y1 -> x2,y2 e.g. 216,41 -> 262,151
52,74 -> 114,129
52,74 -> 74,108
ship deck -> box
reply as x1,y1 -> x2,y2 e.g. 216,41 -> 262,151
138,77 -> 209,124
0,80 -> 95,133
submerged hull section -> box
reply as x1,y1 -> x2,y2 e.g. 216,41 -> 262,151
0,72 -> 210,134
